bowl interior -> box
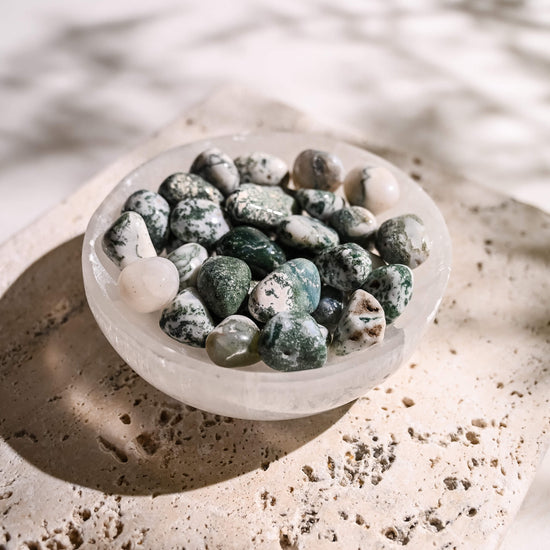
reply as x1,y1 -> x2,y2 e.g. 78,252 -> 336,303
82,132 -> 451,420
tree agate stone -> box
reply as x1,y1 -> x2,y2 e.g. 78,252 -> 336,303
292,149 -> 344,192
197,256 -> 251,319
277,215 -> 339,253
330,206 -> 377,247
234,152 -> 289,186
362,264 -> 413,323
167,242 -> 208,291
312,286 -> 344,331
215,226 -> 286,278
190,147 -> 240,196
159,288 -> 215,348
375,214 -> 430,268
295,188 -> 346,222
258,311 -> 328,371
158,172 -> 223,206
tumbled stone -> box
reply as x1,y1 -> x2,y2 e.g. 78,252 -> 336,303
102,211 -> 156,269
158,172 -> 223,206
314,242 -> 373,291
258,311 -> 328,371
159,288 -> 215,348
344,165 -> 400,214
197,256 -> 251,318
170,198 -> 230,248
215,226 -> 286,278
277,215 -> 339,253
224,184 -> 297,230
117,256 -> 179,313
362,264 -> 413,324
248,258 -> 321,323
312,286 -> 344,331
295,188 -> 346,222
167,242 -> 208,291
234,152 -> 289,186
190,147 -> 240,196
122,189 -> 171,253
330,206 -> 377,247
206,315 -> 261,367
375,214 -> 430,268
292,149 -> 344,192
332,289 -> 386,356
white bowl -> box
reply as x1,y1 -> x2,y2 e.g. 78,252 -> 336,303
82,132 -> 451,420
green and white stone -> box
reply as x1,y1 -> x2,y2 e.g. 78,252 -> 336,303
258,311 -> 328,371
277,215 -> 339,253
362,264 -> 413,324
312,286 -> 344,331
206,315 -> 261,367
314,242 -> 373,291
159,287 -> 215,348
344,165 -> 400,214
102,211 -> 157,269
234,152 -> 289,186
248,258 -> 321,323
224,183 -> 297,230
332,289 -> 386,356
215,226 -> 286,278
122,189 -> 171,253
190,147 -> 240,196
295,189 -> 346,222
158,172 -> 223,206
170,198 -> 230,248
167,242 -> 208,291
197,256 -> 252,318
375,214 -> 430,268
292,149 -> 344,192
330,206 -> 377,247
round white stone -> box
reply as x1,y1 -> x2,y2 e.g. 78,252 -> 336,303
117,256 -> 180,313
344,165 -> 400,214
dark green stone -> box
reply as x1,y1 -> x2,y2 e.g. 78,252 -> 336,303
258,311 -> 328,371
215,226 -> 286,278
197,256 -> 252,318
295,189 -> 346,221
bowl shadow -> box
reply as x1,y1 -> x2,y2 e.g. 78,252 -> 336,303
0,235 -> 350,496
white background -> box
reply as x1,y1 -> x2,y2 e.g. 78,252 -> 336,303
1,1 -> 548,547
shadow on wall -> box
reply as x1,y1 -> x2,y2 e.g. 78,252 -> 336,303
0,235 -> 350,496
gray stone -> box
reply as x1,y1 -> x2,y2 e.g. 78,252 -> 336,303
292,149 -> 344,191
190,147 -> 240,196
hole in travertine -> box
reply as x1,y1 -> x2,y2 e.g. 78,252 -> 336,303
384,527 -> 397,540
468,508 -> 477,517
119,414 -> 131,425
402,397 -> 415,408
466,431 -> 480,445
302,465 -> 319,482
471,419 -> 487,428
136,432 -> 159,456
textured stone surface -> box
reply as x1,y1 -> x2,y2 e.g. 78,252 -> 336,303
0,87 -> 549,550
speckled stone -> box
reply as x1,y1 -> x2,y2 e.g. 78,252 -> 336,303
248,258 -> 321,323
170,198 -> 230,248
314,242 -> 373,291
206,315 -> 260,367
215,226 -> 286,278
190,147 -> 240,196
167,242 -> 208,291
311,286 -> 344,331
376,214 -> 430,268
234,152 -> 289,186
196,256 -> 251,319
258,311 -> 328,371
344,165 -> 400,214
224,183 -> 296,230
330,206 -> 377,247
292,149 -> 345,192
122,189 -> 170,253
332,289 -> 386,355
101,211 -> 157,269
159,287 -> 215,347
362,264 -> 413,324
158,172 -> 224,206
277,215 -> 340,253
295,188 -> 347,222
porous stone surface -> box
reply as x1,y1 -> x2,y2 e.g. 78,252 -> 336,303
0,86 -> 548,550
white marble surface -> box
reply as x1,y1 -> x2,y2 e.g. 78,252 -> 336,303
0,1 -> 549,547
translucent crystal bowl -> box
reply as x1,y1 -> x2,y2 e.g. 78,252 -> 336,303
82,132 -> 451,420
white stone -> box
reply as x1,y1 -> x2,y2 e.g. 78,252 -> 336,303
344,165 -> 400,214
117,256 -> 179,313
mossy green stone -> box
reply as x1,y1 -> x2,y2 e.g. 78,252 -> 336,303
258,311 -> 328,371
158,172 -> 224,206
197,256 -> 252,318
375,214 -> 430,268
295,189 -> 346,222
277,215 -> 339,253
167,242 -> 208,291
362,264 -> 413,323
215,226 -> 286,278
330,206 -> 377,247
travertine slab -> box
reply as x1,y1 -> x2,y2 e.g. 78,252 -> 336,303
0,86 -> 548,549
